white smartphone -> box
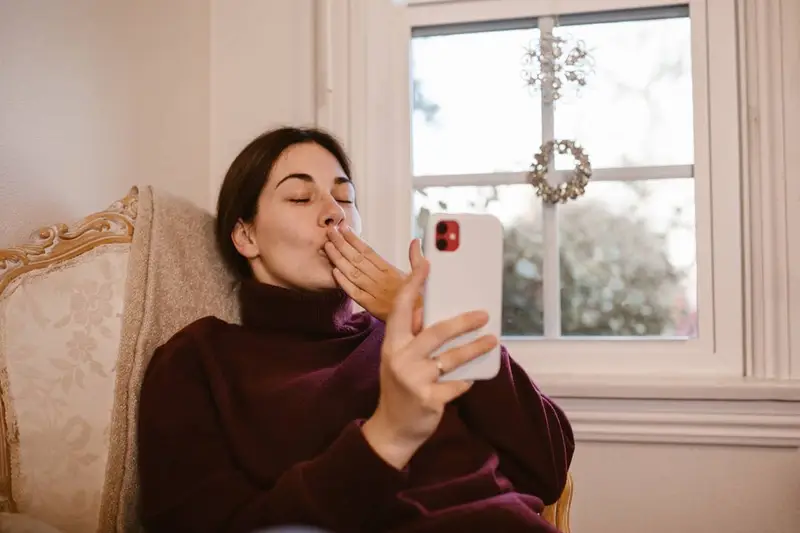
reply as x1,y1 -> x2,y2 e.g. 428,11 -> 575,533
422,212 -> 503,382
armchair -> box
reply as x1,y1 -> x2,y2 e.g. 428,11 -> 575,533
0,186 -> 573,533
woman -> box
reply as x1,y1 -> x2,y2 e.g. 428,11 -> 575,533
137,127 -> 574,533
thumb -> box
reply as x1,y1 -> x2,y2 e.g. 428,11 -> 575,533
411,305 -> 424,335
408,238 -> 424,269
385,256 -> 429,342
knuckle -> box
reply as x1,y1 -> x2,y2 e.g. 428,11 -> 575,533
452,346 -> 474,364
445,317 -> 471,338
452,347 -> 476,366
433,318 -> 456,335
451,340 -> 488,364
461,315 -> 485,334
475,335 -> 496,351
350,268 -> 361,279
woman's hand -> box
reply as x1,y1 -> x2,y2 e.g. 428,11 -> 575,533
361,256 -> 499,470
324,225 -> 423,324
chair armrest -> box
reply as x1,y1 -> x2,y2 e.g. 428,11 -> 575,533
541,472 -> 574,533
0,512 -> 66,533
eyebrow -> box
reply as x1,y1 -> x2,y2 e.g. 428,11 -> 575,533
275,173 -> 353,189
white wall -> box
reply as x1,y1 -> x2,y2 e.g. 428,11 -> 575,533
0,0 -> 319,246
0,0 -> 211,247
568,6 -> 800,525
209,0 -> 317,209
570,442 -> 800,533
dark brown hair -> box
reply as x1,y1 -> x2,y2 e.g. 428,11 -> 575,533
215,126 -> 352,279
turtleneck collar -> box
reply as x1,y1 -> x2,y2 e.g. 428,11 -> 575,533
239,278 -> 356,336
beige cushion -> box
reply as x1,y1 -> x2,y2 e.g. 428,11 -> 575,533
98,186 -> 239,532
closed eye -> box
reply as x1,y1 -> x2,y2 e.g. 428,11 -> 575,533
289,199 -> 311,204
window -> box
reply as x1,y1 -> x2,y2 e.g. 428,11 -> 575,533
347,0 -> 743,378
412,7 -> 697,339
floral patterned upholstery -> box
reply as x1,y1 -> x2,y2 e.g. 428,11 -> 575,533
0,189 -> 137,533
0,247 -> 129,533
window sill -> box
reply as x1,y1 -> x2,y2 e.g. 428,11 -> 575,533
537,374 -> 800,401
534,375 -> 800,448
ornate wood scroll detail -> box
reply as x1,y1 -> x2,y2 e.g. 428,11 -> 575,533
0,187 -> 139,294
541,472 -> 573,532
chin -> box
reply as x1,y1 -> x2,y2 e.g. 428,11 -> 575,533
311,278 -> 339,292
294,269 -> 339,292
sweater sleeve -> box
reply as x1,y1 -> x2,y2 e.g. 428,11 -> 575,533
137,329 -> 406,533
456,346 -> 574,505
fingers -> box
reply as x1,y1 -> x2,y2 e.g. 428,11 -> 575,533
398,334 -> 495,412
411,306 -> 424,335
409,310 -> 490,359
330,225 -> 390,273
408,239 -> 424,269
433,334 -> 498,375
384,258 -> 430,342
332,267 -> 375,305
341,225 -> 392,271
324,239 -> 384,287
324,241 -> 367,282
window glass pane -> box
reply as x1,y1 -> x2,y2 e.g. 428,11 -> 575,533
554,16 -> 693,168
559,179 -> 697,337
413,185 -> 544,336
411,28 -> 542,176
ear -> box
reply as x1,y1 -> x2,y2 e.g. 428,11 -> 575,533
231,220 -> 260,260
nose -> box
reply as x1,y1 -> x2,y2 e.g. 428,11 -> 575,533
319,196 -> 346,228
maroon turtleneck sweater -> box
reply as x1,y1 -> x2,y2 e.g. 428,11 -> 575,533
137,280 -> 574,533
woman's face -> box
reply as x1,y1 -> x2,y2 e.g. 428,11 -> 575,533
231,142 -> 362,291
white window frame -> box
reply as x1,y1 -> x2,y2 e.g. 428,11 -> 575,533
335,0 -> 744,380
318,0 -> 800,411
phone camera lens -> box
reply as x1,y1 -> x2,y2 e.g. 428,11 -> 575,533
436,221 -> 448,235
435,238 -> 447,251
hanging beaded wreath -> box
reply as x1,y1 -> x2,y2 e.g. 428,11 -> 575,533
527,140 -> 592,204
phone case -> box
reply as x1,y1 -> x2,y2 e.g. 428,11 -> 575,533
422,212 -> 503,381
